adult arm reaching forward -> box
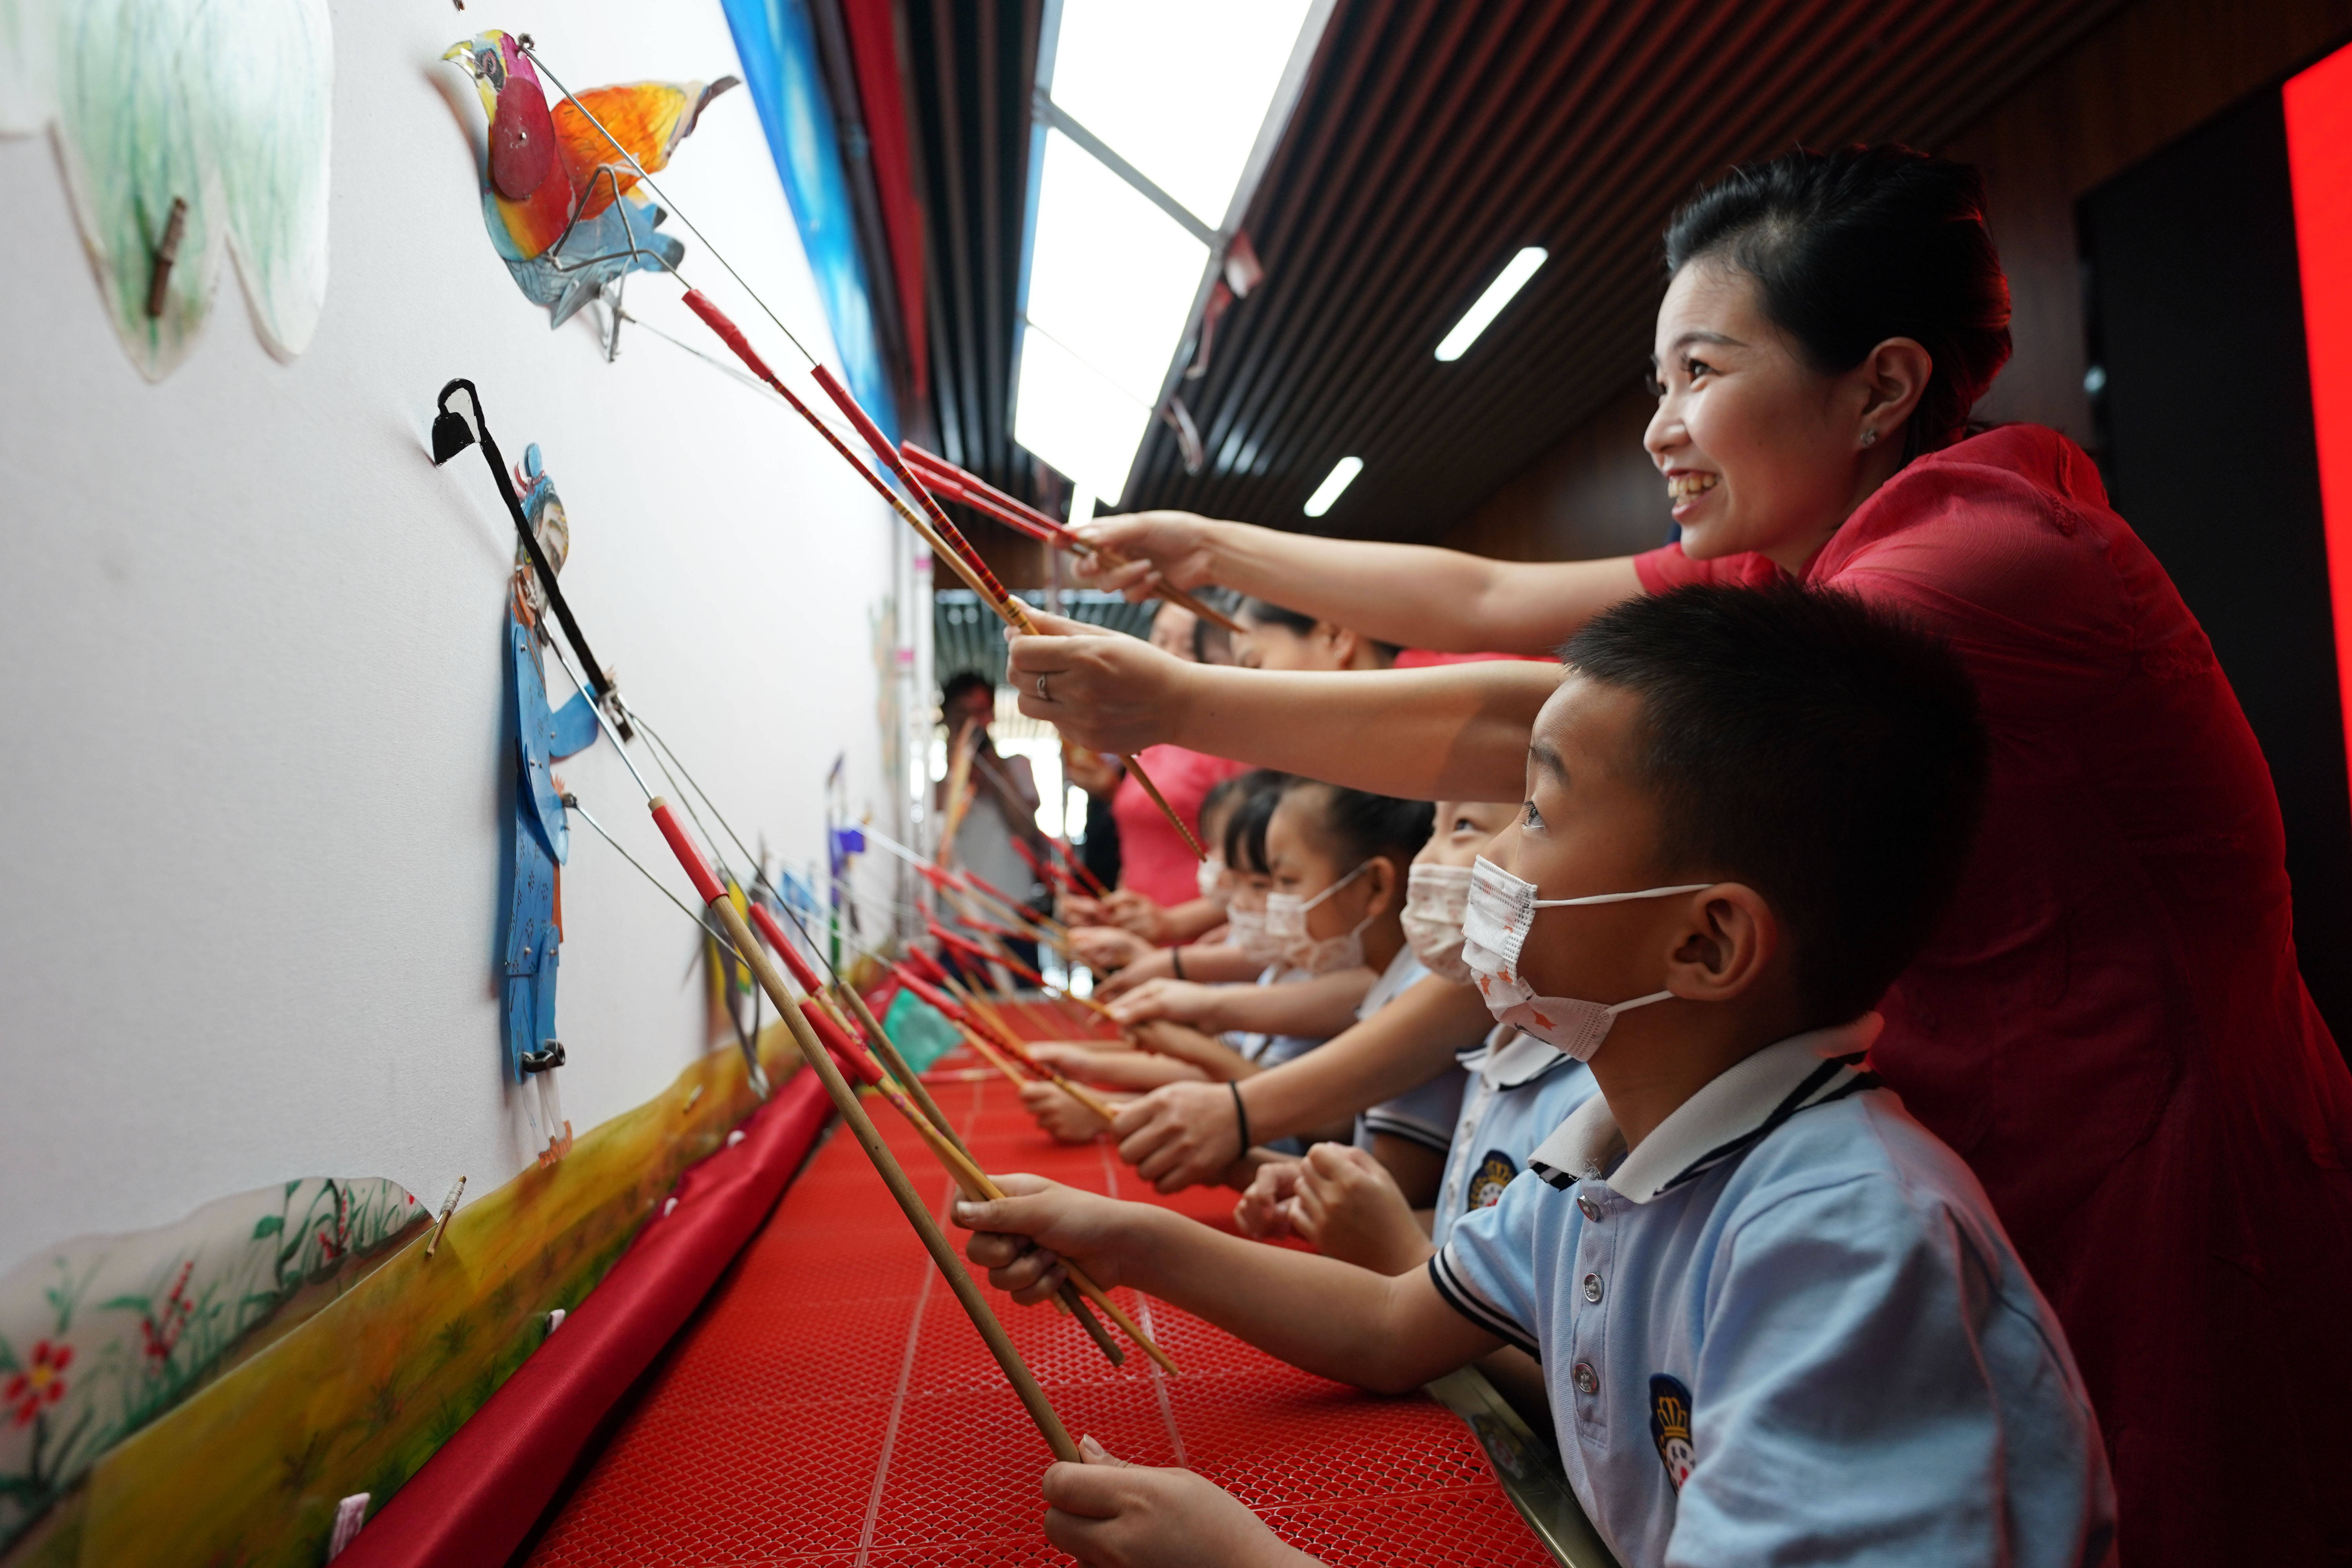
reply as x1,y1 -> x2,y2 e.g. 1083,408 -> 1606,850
1010,611 -> 1553,803
1073,510 -> 1644,656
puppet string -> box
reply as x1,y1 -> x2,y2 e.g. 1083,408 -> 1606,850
564,794 -> 751,966
523,44 -> 817,369
616,307 -> 876,458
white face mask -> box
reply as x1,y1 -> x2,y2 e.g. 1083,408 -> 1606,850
1224,894 -> 1285,967
1266,861 -> 1375,976
1195,854 -> 1227,904
1460,855 -> 1711,1060
1401,862 -> 1475,983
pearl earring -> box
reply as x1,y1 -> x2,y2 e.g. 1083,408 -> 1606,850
1860,428 -> 1878,448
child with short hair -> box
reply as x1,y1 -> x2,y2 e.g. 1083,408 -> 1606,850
958,584 -> 2114,1568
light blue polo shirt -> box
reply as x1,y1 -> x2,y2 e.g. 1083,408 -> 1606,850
1351,948 -> 1469,1155
1430,1027 -> 1601,1250
1430,1018 -> 2116,1568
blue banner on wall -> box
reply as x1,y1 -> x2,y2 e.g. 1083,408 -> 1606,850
720,0 -> 899,439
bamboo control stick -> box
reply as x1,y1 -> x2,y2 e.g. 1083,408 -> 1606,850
677,290 -> 1204,862
901,443 -> 1247,637
881,1082 -> 1178,1376
805,363 -> 1207,866
646,797 -> 1081,1462
811,976 -> 1172,1373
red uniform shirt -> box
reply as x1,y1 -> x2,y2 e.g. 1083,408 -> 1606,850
1109,745 -> 1246,909
1637,424 -> 2352,1565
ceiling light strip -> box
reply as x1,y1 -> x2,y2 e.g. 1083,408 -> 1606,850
1303,455 -> 1363,517
1435,247 -> 1549,362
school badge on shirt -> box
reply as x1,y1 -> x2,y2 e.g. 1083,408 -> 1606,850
1649,1374 -> 1695,1491
1468,1149 -> 1515,1210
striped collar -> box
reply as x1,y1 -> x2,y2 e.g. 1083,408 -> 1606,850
1455,1027 -> 1572,1090
1528,1014 -> 1884,1203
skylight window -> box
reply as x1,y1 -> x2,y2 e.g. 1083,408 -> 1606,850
1025,129 -> 1210,407
1012,0 -> 1331,506
1013,325 -> 1157,512
1049,0 -> 1316,229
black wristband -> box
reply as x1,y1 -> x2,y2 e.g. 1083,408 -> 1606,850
1170,946 -> 1187,980
1229,1081 -> 1251,1160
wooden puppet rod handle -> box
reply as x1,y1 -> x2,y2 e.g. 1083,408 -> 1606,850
868,1073 -> 1129,1368
678,289 -> 1201,861
835,988 -> 1173,1376
889,1087 -> 1180,1377
650,798 -> 1081,1462
838,982 -> 967,1157
804,363 -> 1207,866
787,985 -> 1126,1366
933,973 -> 1118,1116
901,443 -> 1247,637
929,922 -> 1122,1027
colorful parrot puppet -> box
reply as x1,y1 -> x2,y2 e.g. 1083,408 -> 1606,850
504,444 -> 601,1165
442,30 -> 737,328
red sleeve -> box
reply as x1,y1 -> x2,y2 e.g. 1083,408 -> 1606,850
1632,542 -> 1785,595
1811,450 -> 2141,728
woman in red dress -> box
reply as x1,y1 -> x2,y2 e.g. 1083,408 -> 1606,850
1012,147 -> 2352,1564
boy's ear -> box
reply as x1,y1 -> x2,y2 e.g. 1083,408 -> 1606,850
1662,883 -> 1779,1003
1360,855 -> 1400,918
1319,621 -> 1361,666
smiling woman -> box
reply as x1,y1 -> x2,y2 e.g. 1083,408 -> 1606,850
1011,143 -> 2352,1566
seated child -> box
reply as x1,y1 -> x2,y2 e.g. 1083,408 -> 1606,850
1105,783 -> 1377,1044
1270,782 -> 1464,1205
1020,778 -> 1364,1143
1137,776 -> 1454,1200
1236,798 -> 1593,1421
1070,774 -> 1278,985
1107,799 -> 1505,1193
1030,778 -> 1276,1095
956,584 -> 2114,1568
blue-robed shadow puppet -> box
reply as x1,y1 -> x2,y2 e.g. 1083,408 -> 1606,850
503,445 -> 601,1164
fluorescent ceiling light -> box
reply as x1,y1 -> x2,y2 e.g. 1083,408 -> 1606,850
1050,0 -> 1316,227
1025,128 -> 1209,405
1013,324 -> 1156,506
1303,456 -> 1363,518
1435,247 -> 1548,362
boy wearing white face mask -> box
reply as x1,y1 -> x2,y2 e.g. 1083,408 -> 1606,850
953,583 -> 2112,1568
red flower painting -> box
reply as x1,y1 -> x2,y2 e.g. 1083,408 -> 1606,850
6,1341 -> 71,1426
140,1260 -> 196,1368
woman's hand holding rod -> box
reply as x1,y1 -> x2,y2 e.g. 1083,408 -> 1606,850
1071,510 -> 1645,658
1009,610 -> 1554,804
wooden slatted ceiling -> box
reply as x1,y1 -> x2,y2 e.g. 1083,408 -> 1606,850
903,0 -> 2129,550
901,0 -> 1042,495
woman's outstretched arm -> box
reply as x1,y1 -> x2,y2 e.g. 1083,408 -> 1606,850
1010,613 -> 1552,802
1074,510 -> 1645,655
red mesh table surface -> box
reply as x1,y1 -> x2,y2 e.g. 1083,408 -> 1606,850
524,1056 -> 1550,1566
